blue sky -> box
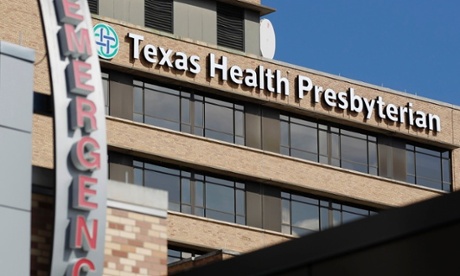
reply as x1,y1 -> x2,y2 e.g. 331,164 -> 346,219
262,1 -> 460,105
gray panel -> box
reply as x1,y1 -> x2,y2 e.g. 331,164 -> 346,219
99,0 -> 115,18
392,139 -> 407,181
174,0 -> 217,44
245,104 -> 262,149
200,0 -> 217,44
0,208 -> 30,276
100,0 -> 144,25
0,43 -> 34,132
174,0 -> 189,37
113,0 -> 130,22
377,137 -> 406,181
0,126 -> 32,211
377,136 -> 391,178
246,182 -> 262,228
262,108 -> 280,153
108,180 -> 168,212
188,4 -> 203,39
262,185 -> 281,232
245,10 -> 260,55
129,0 -> 145,26
109,72 -> 133,120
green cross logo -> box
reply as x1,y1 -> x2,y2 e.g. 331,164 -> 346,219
93,23 -> 119,59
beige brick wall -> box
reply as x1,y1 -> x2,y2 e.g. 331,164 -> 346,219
0,0 -> 51,94
31,114 -> 448,209
107,117 -> 444,208
32,114 -> 53,169
104,208 -> 167,276
168,212 -> 292,253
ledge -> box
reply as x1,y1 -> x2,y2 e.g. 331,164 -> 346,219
0,41 -> 35,63
107,180 -> 168,218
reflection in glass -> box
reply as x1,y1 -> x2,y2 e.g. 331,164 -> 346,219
282,190 -> 375,236
131,159 -> 245,225
341,135 -> 367,165
280,114 -> 380,176
206,184 -> 234,214
406,144 -> 451,191
133,79 -> 244,145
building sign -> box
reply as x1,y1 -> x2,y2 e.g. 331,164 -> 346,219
40,0 -> 107,275
127,32 -> 441,132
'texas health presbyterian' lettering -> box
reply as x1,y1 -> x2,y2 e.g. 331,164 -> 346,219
128,33 -> 201,74
298,76 -> 441,132
208,53 -> 290,95
127,33 -> 441,132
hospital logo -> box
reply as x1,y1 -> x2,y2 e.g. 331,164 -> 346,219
93,23 -> 119,59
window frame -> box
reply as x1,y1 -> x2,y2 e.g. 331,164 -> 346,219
405,144 -> 451,191
133,79 -> 245,145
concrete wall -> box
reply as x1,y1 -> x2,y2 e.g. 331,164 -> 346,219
100,0 -> 145,26
245,9 -> 260,55
0,41 -> 34,276
175,0 -> 217,44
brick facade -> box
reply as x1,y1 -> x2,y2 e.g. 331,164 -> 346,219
30,192 -> 168,276
104,208 -> 167,276
31,194 -> 53,276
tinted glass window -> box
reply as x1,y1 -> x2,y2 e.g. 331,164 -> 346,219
126,157 -> 246,225
406,145 -> 451,191
280,114 -> 377,174
133,80 -> 245,145
205,102 -> 234,143
281,191 -> 375,237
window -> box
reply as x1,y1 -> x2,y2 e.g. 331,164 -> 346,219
217,2 -> 245,51
132,159 -> 246,225
406,144 -> 451,191
145,0 -> 173,33
88,0 -> 98,14
133,80 -> 245,145
109,152 -> 378,234
338,129 -> 378,175
281,114 -> 378,175
282,192 -> 376,236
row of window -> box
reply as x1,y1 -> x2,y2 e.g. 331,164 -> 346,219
90,0 -> 245,51
133,159 -> 246,224
406,144 -> 451,191
110,153 -> 377,236
281,115 -> 378,175
133,80 -> 244,144
281,192 -> 376,236
102,72 -> 452,192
